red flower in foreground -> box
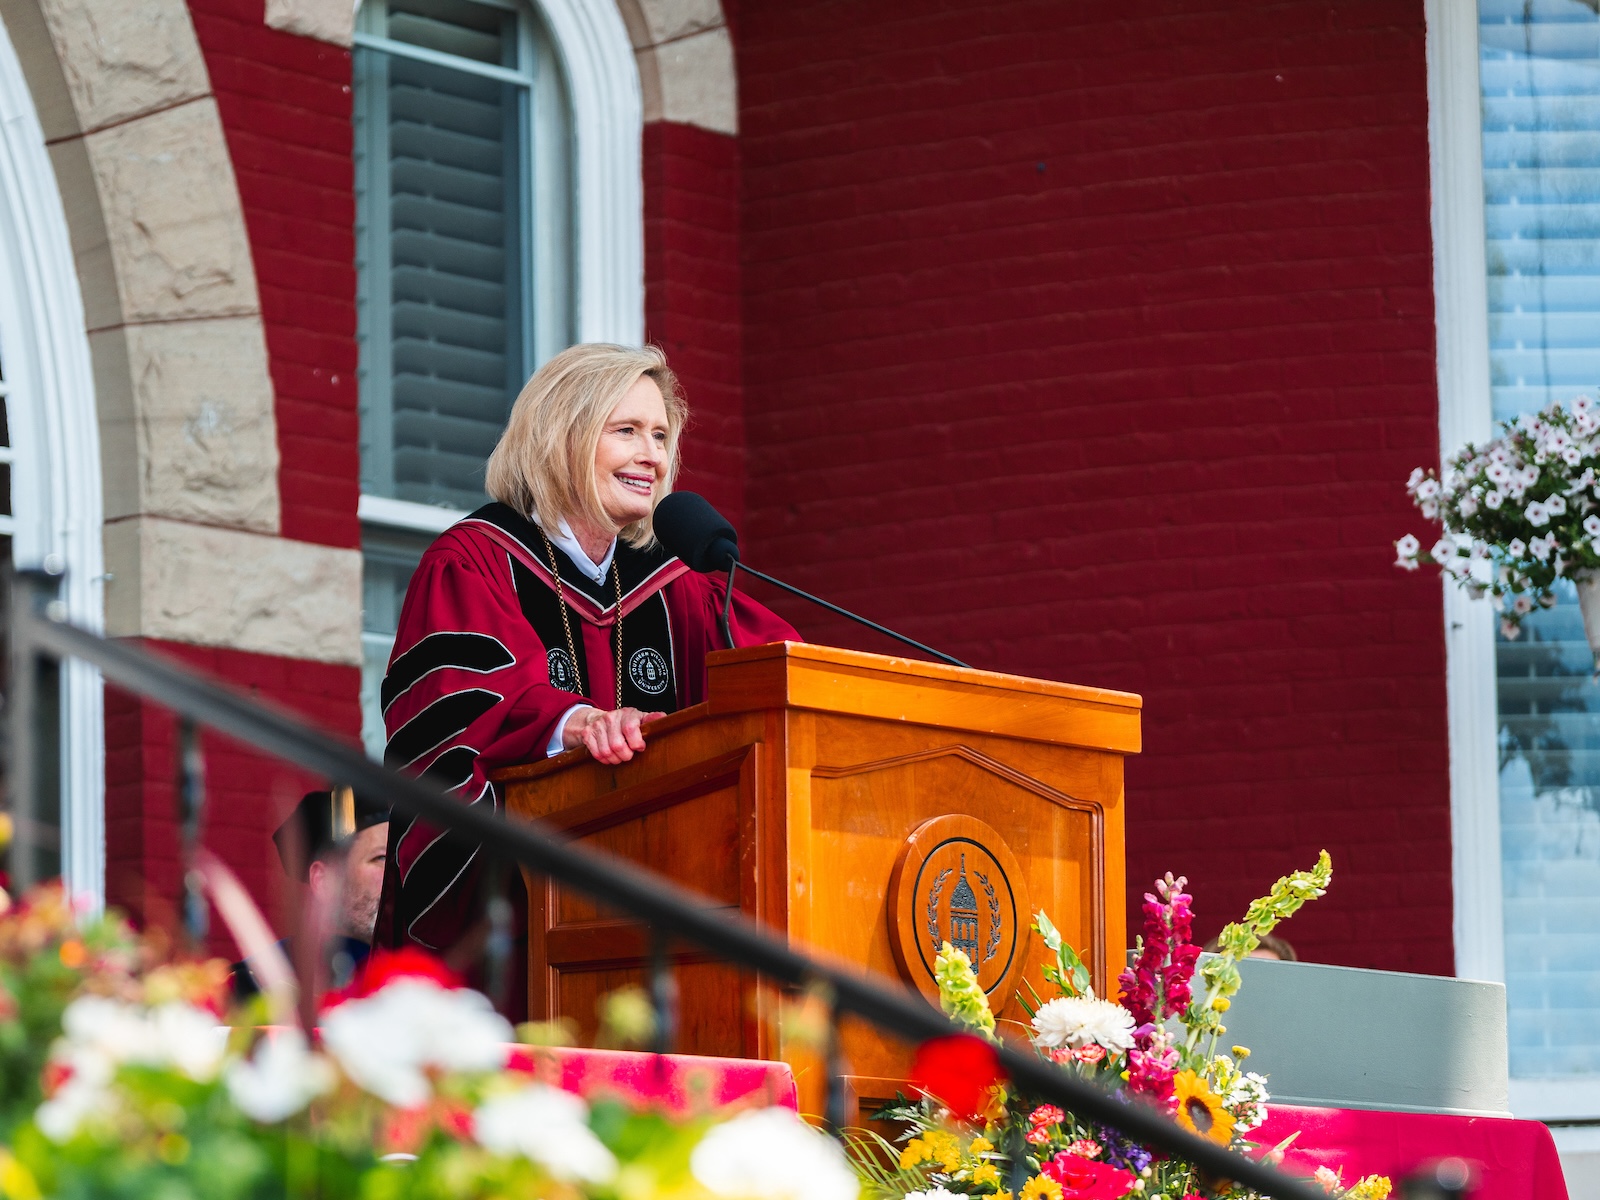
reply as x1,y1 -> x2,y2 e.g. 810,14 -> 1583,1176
1040,1152 -> 1137,1199
320,945 -> 462,1010
909,1034 -> 1003,1122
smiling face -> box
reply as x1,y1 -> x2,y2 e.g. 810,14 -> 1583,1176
593,375 -> 670,531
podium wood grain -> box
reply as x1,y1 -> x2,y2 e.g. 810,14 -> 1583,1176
494,642 -> 1139,1117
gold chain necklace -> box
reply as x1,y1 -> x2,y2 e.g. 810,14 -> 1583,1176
538,528 -> 625,707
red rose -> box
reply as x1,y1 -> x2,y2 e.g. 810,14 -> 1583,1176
1041,1152 -> 1138,1199
908,1034 -> 1003,1122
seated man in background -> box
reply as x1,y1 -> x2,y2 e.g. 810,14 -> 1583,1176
231,787 -> 389,1001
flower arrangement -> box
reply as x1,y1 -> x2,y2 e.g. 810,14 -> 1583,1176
856,853 -> 1393,1200
1394,394 -> 1600,645
0,882 -> 859,1200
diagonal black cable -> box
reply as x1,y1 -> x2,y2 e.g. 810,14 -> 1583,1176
8,578 -> 1326,1200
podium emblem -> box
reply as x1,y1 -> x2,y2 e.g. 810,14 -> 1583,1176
888,814 -> 1031,1003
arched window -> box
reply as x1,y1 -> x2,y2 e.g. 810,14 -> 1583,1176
0,12 -> 106,902
352,0 -> 641,755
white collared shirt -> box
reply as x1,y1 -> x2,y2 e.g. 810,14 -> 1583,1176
536,517 -> 617,755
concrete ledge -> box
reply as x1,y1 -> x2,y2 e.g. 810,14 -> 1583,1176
1217,955 -> 1510,1117
104,517 -> 361,665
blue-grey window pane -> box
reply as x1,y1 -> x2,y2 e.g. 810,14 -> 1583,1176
386,0 -> 515,67
1480,0 -> 1600,1081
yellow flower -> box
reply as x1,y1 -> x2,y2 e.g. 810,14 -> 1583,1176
1172,1069 -> 1237,1145
970,1136 -> 994,1155
1348,1176 -> 1393,1199
1021,1178 -> 1063,1200
0,1149 -> 41,1200
972,1162 -> 1000,1187
907,1129 -> 962,1173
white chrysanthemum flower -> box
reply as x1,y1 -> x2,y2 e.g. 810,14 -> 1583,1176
1030,995 -> 1136,1053
225,1029 -> 335,1123
320,978 -> 512,1107
691,1107 -> 858,1200
473,1084 -> 616,1184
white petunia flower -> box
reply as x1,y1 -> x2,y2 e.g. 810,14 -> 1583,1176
1508,538 -> 1527,558
225,1029 -> 335,1123
1584,515 -> 1600,539
691,1107 -> 859,1200
1564,445 -> 1584,466
1547,494 -> 1568,516
1527,501 -> 1550,527
1030,995 -> 1137,1053
1486,490 -> 1504,510
320,978 -> 512,1108
474,1084 -> 616,1184
1460,495 -> 1479,518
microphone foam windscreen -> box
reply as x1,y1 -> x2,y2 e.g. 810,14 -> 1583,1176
653,492 -> 740,572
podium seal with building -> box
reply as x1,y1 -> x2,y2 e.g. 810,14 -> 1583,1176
888,814 -> 1032,1004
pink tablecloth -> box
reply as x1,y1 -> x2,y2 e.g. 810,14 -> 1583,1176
1256,1104 -> 1567,1199
506,1044 -> 798,1115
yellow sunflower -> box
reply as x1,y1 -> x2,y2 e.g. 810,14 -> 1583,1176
1172,1069 -> 1237,1145
1021,1178 -> 1063,1200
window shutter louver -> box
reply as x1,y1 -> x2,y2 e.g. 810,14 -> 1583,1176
356,0 -> 528,513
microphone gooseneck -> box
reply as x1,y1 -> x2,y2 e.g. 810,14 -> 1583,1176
652,492 -> 968,669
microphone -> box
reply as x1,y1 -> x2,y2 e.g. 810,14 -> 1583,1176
653,491 -> 740,573
652,492 -> 967,668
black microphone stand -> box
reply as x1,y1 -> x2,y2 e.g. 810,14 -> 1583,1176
720,560 -> 968,669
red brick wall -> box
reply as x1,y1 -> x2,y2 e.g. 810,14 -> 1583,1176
104,642 -> 361,955
645,121 -> 747,528
189,0 -> 360,551
732,1 -> 1450,972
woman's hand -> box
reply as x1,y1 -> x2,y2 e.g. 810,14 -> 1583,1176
562,706 -> 667,764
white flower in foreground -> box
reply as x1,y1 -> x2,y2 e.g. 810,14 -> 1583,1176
320,978 -> 512,1107
225,1029 -> 335,1123
905,1190 -> 963,1200
1030,995 -> 1136,1053
34,1045 -> 116,1141
1584,515 -> 1600,539
1547,493 -> 1569,516
1508,538 -> 1527,558
691,1107 -> 858,1200
473,1084 -> 616,1185
1485,490 -> 1504,510
1527,501 -> 1550,527
1564,445 -> 1584,466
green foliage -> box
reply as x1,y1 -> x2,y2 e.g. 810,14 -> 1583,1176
933,943 -> 995,1040
1032,911 -> 1091,998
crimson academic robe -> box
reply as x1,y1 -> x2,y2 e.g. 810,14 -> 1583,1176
372,502 -> 797,998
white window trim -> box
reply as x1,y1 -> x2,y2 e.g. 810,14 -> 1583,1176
0,11 -> 106,907
1427,0 -> 1600,1123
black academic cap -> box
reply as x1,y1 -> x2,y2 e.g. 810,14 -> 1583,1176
272,787 -> 389,882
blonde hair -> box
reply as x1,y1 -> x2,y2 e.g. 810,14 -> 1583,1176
486,344 -> 686,548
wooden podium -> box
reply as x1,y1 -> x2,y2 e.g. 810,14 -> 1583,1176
496,642 -> 1139,1114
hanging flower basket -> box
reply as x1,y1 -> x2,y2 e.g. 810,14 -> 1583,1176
1396,393 -> 1600,653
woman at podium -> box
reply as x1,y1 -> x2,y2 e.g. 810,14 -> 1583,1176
373,343 -> 796,998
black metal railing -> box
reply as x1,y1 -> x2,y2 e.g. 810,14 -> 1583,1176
2,568 -> 1327,1200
